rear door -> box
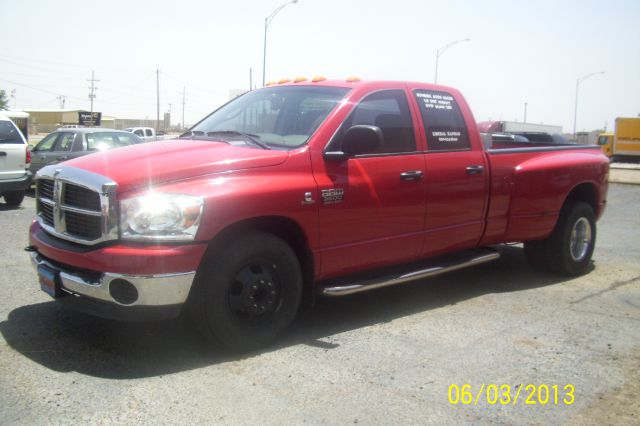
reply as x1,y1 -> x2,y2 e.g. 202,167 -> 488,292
0,120 -> 28,181
411,89 -> 489,256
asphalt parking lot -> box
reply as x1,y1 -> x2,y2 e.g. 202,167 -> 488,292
1,184 -> 639,425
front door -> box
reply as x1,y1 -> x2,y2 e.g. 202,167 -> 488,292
315,89 -> 427,278
30,132 -> 60,175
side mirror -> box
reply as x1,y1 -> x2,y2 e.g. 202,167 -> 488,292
343,125 -> 383,155
324,125 -> 383,160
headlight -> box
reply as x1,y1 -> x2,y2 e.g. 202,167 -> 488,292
120,193 -> 204,241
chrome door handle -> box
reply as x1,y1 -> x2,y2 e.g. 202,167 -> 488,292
466,165 -> 484,175
400,170 -> 424,181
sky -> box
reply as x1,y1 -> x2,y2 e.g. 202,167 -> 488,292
1,0 -> 639,132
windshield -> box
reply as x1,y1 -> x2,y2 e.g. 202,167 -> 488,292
188,86 -> 350,150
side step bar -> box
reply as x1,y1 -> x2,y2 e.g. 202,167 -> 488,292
319,247 -> 500,297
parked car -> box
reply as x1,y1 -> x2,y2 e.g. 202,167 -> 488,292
0,113 -> 31,206
29,128 -> 143,175
124,127 -> 158,142
28,79 -> 609,352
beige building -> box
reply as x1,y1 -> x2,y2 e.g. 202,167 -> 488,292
24,109 -> 170,134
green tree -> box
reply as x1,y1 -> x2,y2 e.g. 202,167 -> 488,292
0,89 -> 9,110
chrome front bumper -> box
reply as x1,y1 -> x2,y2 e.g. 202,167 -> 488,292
29,252 -> 195,307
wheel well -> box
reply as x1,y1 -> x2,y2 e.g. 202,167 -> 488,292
208,216 -> 316,306
564,183 -> 597,214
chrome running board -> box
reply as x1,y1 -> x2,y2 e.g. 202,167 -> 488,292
319,247 -> 500,297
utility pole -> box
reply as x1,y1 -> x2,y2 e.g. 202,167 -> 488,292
156,69 -> 160,133
250,68 -> 253,91
168,103 -> 172,130
181,86 -> 186,130
57,95 -> 66,109
87,70 -> 99,113
524,102 -> 528,123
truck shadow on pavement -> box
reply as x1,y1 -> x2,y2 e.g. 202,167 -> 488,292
0,246 -> 588,379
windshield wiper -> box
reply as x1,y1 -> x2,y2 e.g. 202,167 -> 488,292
178,130 -> 205,139
206,131 -> 271,150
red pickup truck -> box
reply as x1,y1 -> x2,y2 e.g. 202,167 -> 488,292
28,79 -> 609,351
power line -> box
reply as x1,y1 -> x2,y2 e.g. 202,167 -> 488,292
0,77 -> 85,101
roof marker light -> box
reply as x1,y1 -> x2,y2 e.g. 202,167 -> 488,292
265,81 -> 277,86
346,76 -> 361,82
278,78 -> 291,84
312,76 -> 326,83
293,76 -> 308,83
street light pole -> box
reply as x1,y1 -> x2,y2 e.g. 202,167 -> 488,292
573,71 -> 605,139
434,38 -> 470,85
262,0 -> 298,86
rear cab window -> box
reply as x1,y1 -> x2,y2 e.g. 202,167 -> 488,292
413,89 -> 470,151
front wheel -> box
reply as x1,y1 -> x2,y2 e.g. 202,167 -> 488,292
524,201 -> 596,276
190,232 -> 302,353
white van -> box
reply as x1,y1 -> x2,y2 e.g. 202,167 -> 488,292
0,113 -> 32,206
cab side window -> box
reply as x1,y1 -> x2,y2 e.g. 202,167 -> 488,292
341,90 -> 416,155
145,129 -> 153,137
414,90 -> 470,151
134,129 -> 144,137
56,132 -> 76,151
33,133 -> 58,152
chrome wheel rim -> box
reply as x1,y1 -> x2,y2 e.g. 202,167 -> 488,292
570,217 -> 592,262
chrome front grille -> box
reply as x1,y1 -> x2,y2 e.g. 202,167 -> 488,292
63,183 -> 101,211
35,166 -> 118,245
39,179 -> 54,199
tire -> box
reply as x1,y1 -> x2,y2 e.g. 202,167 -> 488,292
190,232 -> 302,353
3,191 -> 25,207
546,201 -> 596,276
524,201 -> 596,276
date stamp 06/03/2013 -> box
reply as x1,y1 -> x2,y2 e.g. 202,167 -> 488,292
448,384 -> 575,406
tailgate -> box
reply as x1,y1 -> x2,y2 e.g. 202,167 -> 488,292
0,143 -> 27,180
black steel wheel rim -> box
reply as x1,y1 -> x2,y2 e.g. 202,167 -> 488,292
227,259 -> 281,323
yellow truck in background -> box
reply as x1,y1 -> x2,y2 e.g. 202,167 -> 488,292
598,117 -> 640,160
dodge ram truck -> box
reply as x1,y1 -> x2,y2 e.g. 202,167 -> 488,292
27,78 -> 609,352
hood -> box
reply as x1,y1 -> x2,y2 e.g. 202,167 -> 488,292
64,138 -> 289,193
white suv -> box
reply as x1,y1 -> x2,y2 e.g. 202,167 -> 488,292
0,114 -> 32,206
